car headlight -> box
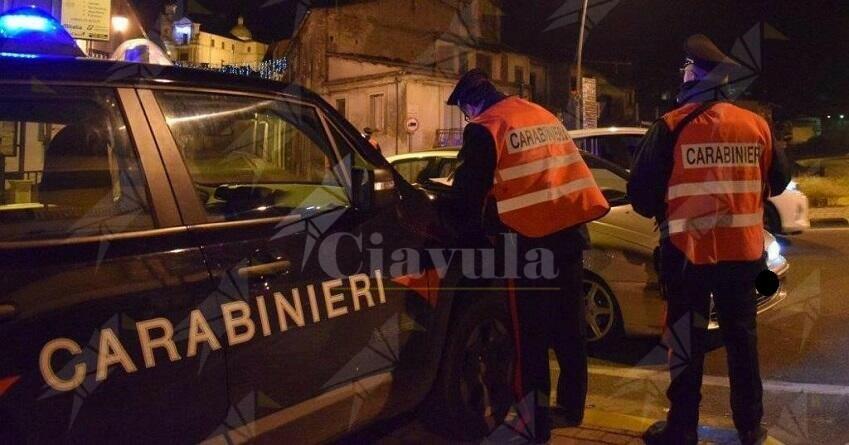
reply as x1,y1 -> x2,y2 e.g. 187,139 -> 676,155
786,180 -> 798,191
767,239 -> 781,262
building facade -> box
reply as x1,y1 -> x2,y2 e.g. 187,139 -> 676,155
273,0 -> 571,155
159,11 -> 267,68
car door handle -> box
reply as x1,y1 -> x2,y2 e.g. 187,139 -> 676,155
0,304 -> 17,321
237,260 -> 291,279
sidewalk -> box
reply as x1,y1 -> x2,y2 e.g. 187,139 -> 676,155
809,206 -> 849,227
551,409 -> 785,445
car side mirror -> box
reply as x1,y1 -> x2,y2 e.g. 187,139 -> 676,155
351,167 -> 398,211
602,188 -> 629,206
373,167 -> 398,209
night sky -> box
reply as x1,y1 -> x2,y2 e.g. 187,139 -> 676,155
132,0 -> 849,118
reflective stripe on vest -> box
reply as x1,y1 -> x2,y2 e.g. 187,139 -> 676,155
472,96 -> 609,237
495,153 -> 582,183
667,179 -> 762,200
497,177 -> 597,214
666,211 -> 763,235
662,102 -> 772,264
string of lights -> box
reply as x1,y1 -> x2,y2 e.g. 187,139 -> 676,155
174,58 -> 288,80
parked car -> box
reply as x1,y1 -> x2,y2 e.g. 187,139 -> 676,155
387,148 -> 789,346
0,8 -> 513,443
571,126 -> 811,235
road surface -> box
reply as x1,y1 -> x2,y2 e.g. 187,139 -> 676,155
342,228 -> 849,444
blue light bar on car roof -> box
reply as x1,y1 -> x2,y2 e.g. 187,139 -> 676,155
0,7 -> 85,58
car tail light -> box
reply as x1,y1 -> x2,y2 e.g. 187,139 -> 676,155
0,375 -> 20,397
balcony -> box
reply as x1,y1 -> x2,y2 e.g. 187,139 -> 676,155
435,128 -> 463,148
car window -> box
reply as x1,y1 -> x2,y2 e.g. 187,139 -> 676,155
154,92 -> 349,223
0,86 -> 154,242
393,158 -> 431,184
437,158 -> 458,178
576,135 -> 642,170
585,157 -> 629,205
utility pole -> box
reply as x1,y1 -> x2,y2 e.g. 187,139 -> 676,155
575,0 -> 589,129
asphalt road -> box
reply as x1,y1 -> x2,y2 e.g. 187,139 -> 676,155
344,228 -> 849,444
584,228 -> 849,445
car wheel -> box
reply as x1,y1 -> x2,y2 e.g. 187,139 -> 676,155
764,203 -> 782,234
584,275 -> 624,347
425,297 -> 514,440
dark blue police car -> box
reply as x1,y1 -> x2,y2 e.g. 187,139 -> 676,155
0,7 -> 513,443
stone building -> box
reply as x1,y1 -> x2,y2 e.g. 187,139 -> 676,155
158,9 -> 267,68
271,0 -> 572,155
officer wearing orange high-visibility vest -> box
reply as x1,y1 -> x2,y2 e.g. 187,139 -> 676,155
629,35 -> 790,445
443,69 -> 609,442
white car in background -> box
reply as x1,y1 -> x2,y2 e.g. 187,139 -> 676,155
387,148 -> 789,345
572,126 -> 810,235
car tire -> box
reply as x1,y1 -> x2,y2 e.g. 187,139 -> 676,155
424,296 -> 514,441
583,274 -> 625,349
764,203 -> 782,235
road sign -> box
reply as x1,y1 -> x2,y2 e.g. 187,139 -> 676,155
61,0 -> 111,41
405,117 -> 419,134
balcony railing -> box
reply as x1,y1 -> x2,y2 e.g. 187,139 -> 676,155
435,128 -> 463,148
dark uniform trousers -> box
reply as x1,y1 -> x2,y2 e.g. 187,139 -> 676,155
661,242 -> 765,434
505,231 -> 587,438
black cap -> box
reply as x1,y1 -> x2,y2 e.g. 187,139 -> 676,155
684,34 -> 734,71
447,69 -> 493,106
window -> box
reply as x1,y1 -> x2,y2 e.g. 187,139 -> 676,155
500,55 -> 508,81
530,72 -> 538,93
514,66 -> 525,85
0,86 -> 154,241
476,53 -> 493,76
437,158 -> 458,178
443,103 -> 463,130
392,159 -> 431,184
585,156 -> 629,205
459,52 -> 469,73
335,98 -> 347,119
154,92 -> 349,223
369,94 -> 385,131
221,41 -> 225,50
211,38 -> 215,48
575,135 -> 643,170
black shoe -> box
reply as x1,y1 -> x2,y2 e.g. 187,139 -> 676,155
739,426 -> 768,445
642,421 -> 698,445
550,406 -> 583,427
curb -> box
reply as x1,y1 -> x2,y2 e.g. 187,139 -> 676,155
810,217 -> 849,228
566,408 -> 785,445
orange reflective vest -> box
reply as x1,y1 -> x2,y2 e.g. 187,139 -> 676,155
662,102 -> 773,264
472,96 -> 610,237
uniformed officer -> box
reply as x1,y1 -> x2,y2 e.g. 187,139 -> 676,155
362,127 -> 382,153
444,69 -> 609,442
628,35 -> 791,445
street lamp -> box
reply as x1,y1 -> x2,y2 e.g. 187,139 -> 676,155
112,15 -> 129,34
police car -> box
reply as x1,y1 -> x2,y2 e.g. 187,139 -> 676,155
0,8 -> 513,443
